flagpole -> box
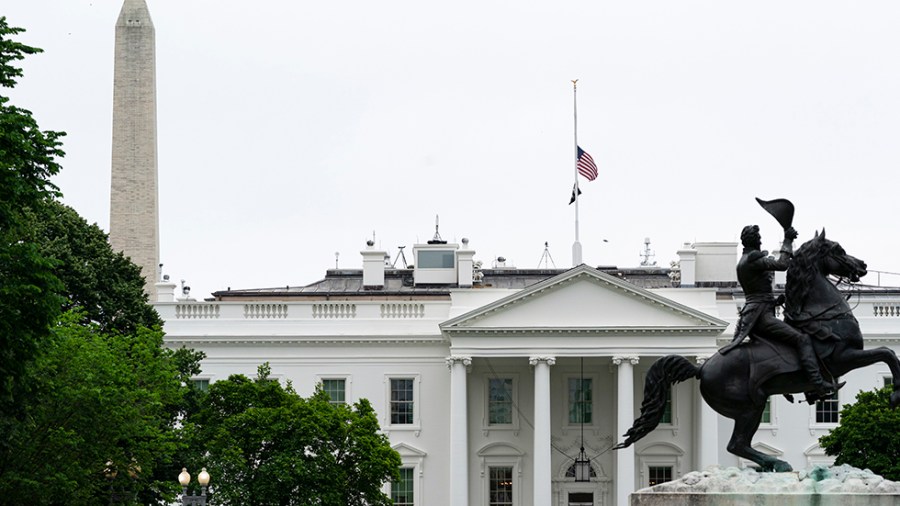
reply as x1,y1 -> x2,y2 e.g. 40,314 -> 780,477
572,79 -> 583,266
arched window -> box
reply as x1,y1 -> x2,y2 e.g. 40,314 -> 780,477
564,462 -> 598,479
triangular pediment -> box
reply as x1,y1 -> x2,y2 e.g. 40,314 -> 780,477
441,265 -> 727,334
392,442 -> 427,457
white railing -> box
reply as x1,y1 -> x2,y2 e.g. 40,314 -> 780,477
244,303 -> 288,319
312,303 -> 357,319
380,303 -> 426,318
175,303 -> 220,319
873,304 -> 900,318
159,300 -> 449,322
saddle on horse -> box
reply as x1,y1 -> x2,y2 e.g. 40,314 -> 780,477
722,333 -> 838,405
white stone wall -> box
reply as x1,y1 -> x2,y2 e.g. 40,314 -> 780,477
158,287 -> 900,506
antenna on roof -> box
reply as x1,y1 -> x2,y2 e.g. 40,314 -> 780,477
335,251 -> 340,269
392,246 -> 409,268
538,241 -> 556,268
427,214 -> 447,244
640,237 -> 657,267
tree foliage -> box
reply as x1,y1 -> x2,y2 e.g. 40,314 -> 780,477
29,200 -> 162,334
0,311 -> 194,505
0,20 -> 205,503
0,15 -> 65,405
188,365 -> 401,506
819,387 -> 900,480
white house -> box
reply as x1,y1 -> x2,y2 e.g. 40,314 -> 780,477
157,237 -> 900,506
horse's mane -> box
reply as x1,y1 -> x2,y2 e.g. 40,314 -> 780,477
785,236 -> 828,315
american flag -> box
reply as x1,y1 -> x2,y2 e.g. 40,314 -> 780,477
577,146 -> 598,181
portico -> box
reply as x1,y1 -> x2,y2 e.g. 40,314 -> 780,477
441,265 -> 727,506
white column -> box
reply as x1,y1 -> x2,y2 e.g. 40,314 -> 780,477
447,356 -> 471,506
530,356 -> 555,506
613,355 -> 639,506
695,355 -> 718,470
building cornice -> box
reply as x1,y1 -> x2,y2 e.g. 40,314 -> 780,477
443,326 -> 725,337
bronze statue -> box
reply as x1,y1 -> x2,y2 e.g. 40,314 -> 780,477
615,198 -> 900,472
722,221 -> 839,397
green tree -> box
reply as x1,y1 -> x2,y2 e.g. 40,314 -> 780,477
189,365 -> 401,506
0,16 -> 65,406
0,311 -> 192,505
819,387 -> 900,480
0,18 -> 204,504
29,200 -> 162,334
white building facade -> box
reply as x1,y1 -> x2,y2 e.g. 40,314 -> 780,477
158,240 -> 900,506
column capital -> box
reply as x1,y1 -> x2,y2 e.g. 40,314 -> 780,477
612,355 -> 640,366
695,354 -> 713,365
528,356 -> 556,367
446,356 -> 472,371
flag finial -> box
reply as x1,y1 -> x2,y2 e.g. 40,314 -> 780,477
571,79 -> 578,90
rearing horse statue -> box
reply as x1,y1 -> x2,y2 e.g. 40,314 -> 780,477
614,230 -> 900,472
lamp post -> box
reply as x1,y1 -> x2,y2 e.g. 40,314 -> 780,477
178,467 -> 210,505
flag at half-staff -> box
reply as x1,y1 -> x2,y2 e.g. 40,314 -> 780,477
569,146 -> 597,205
576,146 -> 598,181
569,79 -> 597,266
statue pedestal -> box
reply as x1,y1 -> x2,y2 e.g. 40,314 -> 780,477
631,465 -> 900,506
631,492 -> 899,505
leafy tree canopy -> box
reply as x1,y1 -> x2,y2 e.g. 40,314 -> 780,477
28,200 -> 163,334
188,364 -> 401,506
819,386 -> 900,480
0,16 -> 65,405
0,18 -> 205,505
0,311 -> 198,505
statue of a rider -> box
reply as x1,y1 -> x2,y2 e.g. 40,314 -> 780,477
721,199 -> 842,397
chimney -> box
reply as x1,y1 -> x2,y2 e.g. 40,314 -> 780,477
155,274 -> 177,302
677,243 -> 697,287
361,240 -> 386,289
457,238 -> 475,287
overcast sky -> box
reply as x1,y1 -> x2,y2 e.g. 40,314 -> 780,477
6,1 -> 900,297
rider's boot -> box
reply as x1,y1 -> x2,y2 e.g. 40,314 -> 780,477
797,339 -> 841,397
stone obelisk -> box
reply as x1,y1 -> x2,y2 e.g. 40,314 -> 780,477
110,0 -> 159,301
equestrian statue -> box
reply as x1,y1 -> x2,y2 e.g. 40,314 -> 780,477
614,198 -> 900,472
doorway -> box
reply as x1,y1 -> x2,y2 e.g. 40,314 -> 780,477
568,492 -> 593,506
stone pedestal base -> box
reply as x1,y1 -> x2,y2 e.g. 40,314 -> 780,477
631,492 -> 900,506
631,465 -> 900,506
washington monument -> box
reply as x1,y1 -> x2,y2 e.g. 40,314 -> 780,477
109,0 -> 159,300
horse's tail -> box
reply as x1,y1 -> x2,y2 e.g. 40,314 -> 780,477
613,355 -> 700,450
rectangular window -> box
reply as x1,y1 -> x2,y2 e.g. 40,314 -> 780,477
391,378 -> 415,425
816,391 -> 840,424
648,466 -> 673,486
568,378 -> 593,424
391,467 -> 414,506
489,466 -> 513,506
489,378 -> 513,425
322,378 -> 345,405
659,390 -> 673,424
417,250 -> 455,268
885,376 -> 894,388
192,379 -> 209,392
761,398 -> 771,424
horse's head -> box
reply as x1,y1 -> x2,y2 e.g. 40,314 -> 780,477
797,229 -> 868,282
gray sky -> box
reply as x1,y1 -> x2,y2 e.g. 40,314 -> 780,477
7,1 -> 900,297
